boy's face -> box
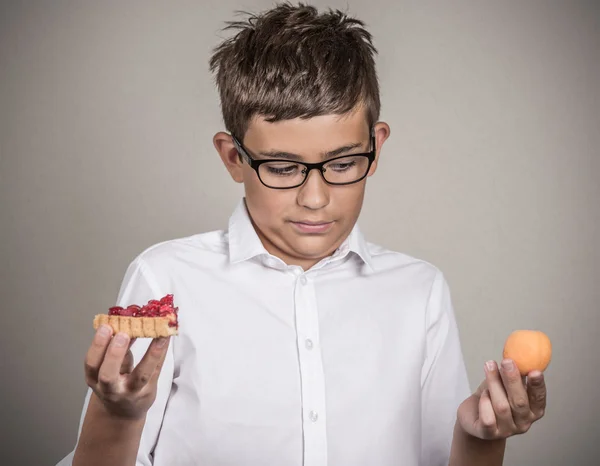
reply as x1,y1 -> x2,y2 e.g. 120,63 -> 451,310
214,108 -> 390,270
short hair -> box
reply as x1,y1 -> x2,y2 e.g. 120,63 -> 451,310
209,2 -> 381,139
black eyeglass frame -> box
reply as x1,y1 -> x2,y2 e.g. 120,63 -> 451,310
230,130 -> 377,190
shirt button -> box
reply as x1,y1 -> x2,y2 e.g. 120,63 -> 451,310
305,339 -> 314,350
300,276 -> 308,285
309,410 -> 319,422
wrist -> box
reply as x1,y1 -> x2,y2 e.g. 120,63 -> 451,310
74,395 -> 147,466
450,421 -> 506,466
454,420 -> 505,444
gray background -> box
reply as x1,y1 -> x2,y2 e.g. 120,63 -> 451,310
1,1 -> 599,465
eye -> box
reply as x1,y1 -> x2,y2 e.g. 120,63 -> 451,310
328,160 -> 357,172
264,162 -> 300,176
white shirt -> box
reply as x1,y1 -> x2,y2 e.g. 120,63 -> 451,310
59,199 -> 470,466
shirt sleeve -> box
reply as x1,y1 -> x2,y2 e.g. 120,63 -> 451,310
56,257 -> 175,466
420,271 -> 471,466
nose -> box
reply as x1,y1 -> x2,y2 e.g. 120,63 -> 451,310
296,168 -> 330,210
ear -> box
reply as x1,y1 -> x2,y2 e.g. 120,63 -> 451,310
213,132 -> 244,183
367,122 -> 391,177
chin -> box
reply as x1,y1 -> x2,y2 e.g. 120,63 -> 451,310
295,248 -> 330,259
289,241 -> 338,260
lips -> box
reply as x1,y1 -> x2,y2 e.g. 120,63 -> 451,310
290,220 -> 334,234
296,220 -> 331,225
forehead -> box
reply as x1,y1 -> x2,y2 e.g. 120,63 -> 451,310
243,108 -> 371,155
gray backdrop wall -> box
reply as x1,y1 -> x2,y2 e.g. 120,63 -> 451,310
1,1 -> 598,465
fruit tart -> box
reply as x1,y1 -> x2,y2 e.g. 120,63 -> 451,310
93,294 -> 178,338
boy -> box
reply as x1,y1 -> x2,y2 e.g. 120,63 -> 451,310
59,4 -> 547,465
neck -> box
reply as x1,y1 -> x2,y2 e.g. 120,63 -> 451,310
254,225 -> 333,271
250,220 -> 344,271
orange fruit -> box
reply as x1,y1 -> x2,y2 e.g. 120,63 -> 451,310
503,330 -> 552,375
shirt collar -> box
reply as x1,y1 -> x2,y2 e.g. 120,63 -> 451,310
227,198 -> 374,272
345,223 -> 375,272
228,199 -> 270,264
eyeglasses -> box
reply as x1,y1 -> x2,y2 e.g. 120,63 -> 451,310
231,131 -> 377,190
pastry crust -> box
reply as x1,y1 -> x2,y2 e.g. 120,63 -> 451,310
93,314 -> 178,338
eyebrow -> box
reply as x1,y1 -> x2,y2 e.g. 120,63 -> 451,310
257,142 -> 364,161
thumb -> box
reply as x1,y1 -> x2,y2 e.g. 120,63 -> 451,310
474,379 -> 487,397
457,393 -> 481,438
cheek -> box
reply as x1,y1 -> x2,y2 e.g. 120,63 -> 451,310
242,167 -> 274,207
244,179 -> 293,225
333,183 -> 366,215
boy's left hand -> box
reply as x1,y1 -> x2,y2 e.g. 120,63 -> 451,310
456,359 -> 547,440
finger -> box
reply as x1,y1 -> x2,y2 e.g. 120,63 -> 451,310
147,338 -> 171,385
119,338 -> 137,374
97,332 -> 130,393
128,337 -> 170,391
500,359 -> 531,430
484,359 -> 516,433
477,388 -> 498,439
84,325 -> 113,386
120,350 -> 134,374
527,370 -> 547,418
455,394 -> 480,438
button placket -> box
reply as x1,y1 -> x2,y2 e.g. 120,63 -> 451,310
293,273 -> 328,466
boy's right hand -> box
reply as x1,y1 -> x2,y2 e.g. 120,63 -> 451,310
84,325 -> 170,420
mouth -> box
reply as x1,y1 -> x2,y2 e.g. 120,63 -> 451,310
290,220 -> 335,234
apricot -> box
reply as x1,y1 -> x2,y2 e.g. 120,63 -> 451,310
503,330 -> 552,376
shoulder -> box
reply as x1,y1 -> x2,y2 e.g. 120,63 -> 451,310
366,243 -> 458,329
130,229 -> 228,272
366,240 -> 446,287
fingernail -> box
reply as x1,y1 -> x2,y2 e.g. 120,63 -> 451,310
114,333 -> 128,347
155,337 -> 168,348
528,371 -> 543,383
485,360 -> 496,372
97,325 -> 111,337
501,359 -> 515,371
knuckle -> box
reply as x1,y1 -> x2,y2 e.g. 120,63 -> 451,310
495,402 -> 511,416
97,373 -> 115,388
534,392 -> 547,405
138,373 -> 151,386
102,392 -> 123,405
512,397 -> 529,410
481,418 -> 495,428
518,422 -> 531,434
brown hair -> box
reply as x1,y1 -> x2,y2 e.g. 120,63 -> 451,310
209,2 -> 381,139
